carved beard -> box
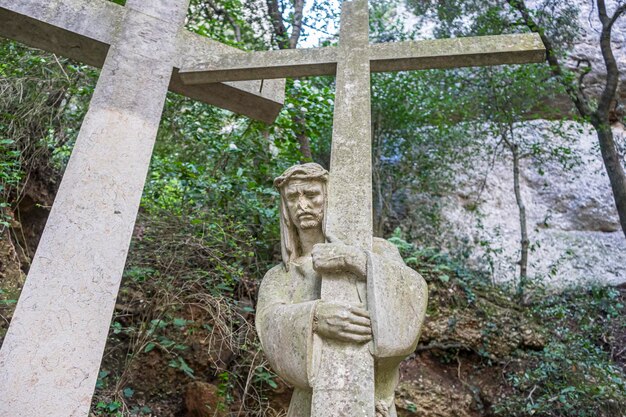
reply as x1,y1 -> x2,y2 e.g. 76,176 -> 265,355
297,212 -> 323,230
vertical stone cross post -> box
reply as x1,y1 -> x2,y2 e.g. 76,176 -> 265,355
0,1 -> 285,416
0,2 -> 191,415
311,1 -> 375,416
180,1 -> 546,415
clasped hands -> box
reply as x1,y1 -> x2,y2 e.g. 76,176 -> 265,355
311,236 -> 371,344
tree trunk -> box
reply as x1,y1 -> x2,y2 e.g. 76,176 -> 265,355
508,0 -> 626,239
510,143 -> 529,295
593,119 -> 626,235
593,0 -> 626,237
266,0 -> 289,50
294,114 -> 312,160
265,0 -> 313,161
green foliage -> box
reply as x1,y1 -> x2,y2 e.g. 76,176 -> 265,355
217,371 -> 235,407
0,139 -> 21,193
276,78 -> 335,162
186,0 -> 257,50
405,401 -> 418,413
168,357 -> 195,379
0,40 -> 97,231
369,0 -> 485,236
253,365 -> 279,389
391,229 -> 626,417
3,2 -> 623,417
375,1 -> 584,296
390,228 -> 489,289
407,0 -> 580,49
495,287 -> 626,417
94,400 -> 123,417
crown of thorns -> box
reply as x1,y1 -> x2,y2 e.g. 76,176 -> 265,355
273,163 -> 329,189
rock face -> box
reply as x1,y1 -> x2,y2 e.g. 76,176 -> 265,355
425,0 -> 626,288
441,122 -> 626,287
184,382 -> 226,417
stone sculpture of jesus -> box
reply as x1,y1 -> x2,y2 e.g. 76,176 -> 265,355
256,163 -> 428,417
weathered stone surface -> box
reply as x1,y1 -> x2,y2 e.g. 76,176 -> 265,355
395,379 -> 475,417
312,2 -> 376,416
437,122 -> 626,287
0,0 -> 291,414
0,0 -> 284,123
180,47 -> 339,84
180,33 -> 544,84
369,33 -> 544,72
184,381 -> 226,417
256,163 -> 427,417
0,1 -> 190,416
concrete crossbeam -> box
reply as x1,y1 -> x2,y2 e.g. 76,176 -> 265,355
179,47 -> 339,84
369,33 -> 545,72
0,0 -> 284,123
179,33 -> 545,84
0,1 -> 233,415
0,1 -> 287,415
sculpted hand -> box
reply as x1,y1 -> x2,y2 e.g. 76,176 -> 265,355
313,301 -> 372,344
311,234 -> 367,279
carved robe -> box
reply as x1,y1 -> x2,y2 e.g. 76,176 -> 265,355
256,238 -> 428,417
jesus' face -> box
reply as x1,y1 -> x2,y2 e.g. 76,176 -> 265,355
284,179 -> 325,231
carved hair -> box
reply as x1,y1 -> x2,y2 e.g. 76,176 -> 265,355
274,163 -> 329,270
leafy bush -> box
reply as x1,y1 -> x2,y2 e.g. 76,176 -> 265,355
93,207 -> 274,415
390,230 -> 626,417
495,287 -> 626,417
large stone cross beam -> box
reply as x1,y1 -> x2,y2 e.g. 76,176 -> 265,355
181,1 -> 545,417
0,1 -> 285,416
0,0 -> 285,122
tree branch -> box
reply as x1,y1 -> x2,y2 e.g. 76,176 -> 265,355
205,0 -> 242,42
575,58 -> 592,103
610,4 -> 626,28
506,0 -> 593,118
595,0 -> 625,120
597,0 -> 610,22
266,0 -> 289,49
289,0 -> 306,49
265,0 -> 312,159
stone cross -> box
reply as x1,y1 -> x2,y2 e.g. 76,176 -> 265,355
180,1 -> 545,416
0,1 -> 285,416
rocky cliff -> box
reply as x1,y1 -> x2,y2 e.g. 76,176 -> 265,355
434,1 -> 626,288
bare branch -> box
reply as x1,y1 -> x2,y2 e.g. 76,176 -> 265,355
609,4 -> 626,28
597,0 -> 626,29
205,0 -> 242,42
506,0 -> 593,118
595,0 -> 623,119
266,0 -> 289,49
576,58 -> 592,103
289,0 -> 306,49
